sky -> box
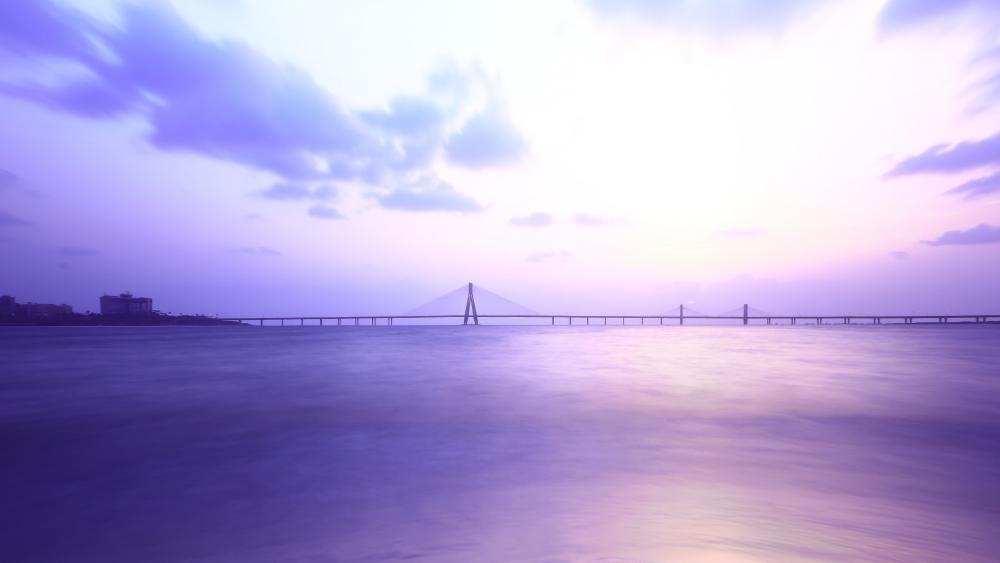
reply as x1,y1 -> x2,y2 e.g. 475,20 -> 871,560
2,0 -> 1000,316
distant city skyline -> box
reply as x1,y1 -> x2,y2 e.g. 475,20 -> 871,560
2,0 -> 1000,316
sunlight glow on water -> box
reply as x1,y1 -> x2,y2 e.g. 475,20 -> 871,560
3,326 -> 1000,561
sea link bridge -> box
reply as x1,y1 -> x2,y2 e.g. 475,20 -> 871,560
221,283 -> 1000,327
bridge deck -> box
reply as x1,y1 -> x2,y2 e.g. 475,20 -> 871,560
218,314 -> 1000,326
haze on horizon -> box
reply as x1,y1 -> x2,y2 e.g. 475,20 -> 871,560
2,0 -> 1000,317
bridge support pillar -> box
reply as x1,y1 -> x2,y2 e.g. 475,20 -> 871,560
743,304 -> 748,326
680,304 -> 684,326
463,283 -> 479,325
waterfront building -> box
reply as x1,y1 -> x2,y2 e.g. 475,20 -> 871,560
100,292 -> 153,315
0,295 -> 73,318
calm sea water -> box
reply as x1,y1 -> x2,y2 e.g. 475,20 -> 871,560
2,325 -> 1000,562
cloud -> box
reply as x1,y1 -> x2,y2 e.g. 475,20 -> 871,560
0,0 -> 103,62
0,210 -> 31,226
963,48 -> 1000,108
359,96 -> 449,173
445,107 -> 526,169
573,212 -> 614,226
718,227 -> 766,239
887,132 -> 1000,199
230,246 -> 282,256
307,205 -> 345,220
526,250 -> 571,263
509,212 -> 553,227
878,0 -> 1000,31
946,170 -> 1000,199
876,2 -> 1000,111
0,1 -> 524,203
0,2 -> 368,179
376,177 -> 482,213
923,224 -> 1000,246
257,182 -> 335,202
586,0 -> 822,34
57,246 -> 98,256
360,96 -> 447,137
887,131 -> 1000,177
876,3 -> 1000,108
890,250 -> 910,260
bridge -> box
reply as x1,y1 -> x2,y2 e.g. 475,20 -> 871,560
220,283 -> 1000,327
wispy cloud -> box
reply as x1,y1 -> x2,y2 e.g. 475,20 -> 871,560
887,131 -> 1000,177
886,132 -> 1000,199
890,250 -> 910,260
526,250 -> 571,263
230,246 -> 282,256
509,212 -> 553,227
257,183 -> 336,202
923,224 -> 1000,246
375,177 -> 483,213
877,1 -> 1000,112
586,0 -> 823,34
946,171 -> 1000,199
307,205 -> 346,220
878,0 -> 1000,31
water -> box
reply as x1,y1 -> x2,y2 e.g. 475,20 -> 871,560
2,325 -> 1000,562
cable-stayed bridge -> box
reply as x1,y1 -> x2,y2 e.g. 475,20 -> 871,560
221,283 -> 1000,326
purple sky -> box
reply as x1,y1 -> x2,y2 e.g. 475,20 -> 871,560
2,0 -> 1000,316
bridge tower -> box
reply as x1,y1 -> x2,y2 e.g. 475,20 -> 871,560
463,282 -> 479,325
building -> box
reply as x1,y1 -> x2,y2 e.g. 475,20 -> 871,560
100,292 -> 153,315
0,295 -> 73,318
22,302 -> 74,317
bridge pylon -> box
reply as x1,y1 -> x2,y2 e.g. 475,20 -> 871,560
463,282 -> 479,325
